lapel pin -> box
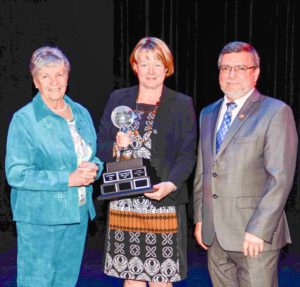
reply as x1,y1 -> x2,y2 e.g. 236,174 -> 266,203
239,114 -> 245,119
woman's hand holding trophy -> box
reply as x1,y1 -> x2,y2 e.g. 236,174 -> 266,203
111,105 -> 135,161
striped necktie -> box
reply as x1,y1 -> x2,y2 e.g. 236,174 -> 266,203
216,102 -> 237,153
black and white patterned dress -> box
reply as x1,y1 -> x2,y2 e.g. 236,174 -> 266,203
103,103 -> 187,282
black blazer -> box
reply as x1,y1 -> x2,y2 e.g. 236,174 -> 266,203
97,85 -> 197,207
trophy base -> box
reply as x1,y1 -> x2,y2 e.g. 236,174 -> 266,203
98,176 -> 154,200
98,158 -> 158,201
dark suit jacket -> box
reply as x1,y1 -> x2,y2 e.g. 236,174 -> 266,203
97,85 -> 197,207
193,89 -> 298,251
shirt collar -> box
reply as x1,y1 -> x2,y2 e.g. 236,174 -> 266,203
223,88 -> 254,107
33,92 -> 76,121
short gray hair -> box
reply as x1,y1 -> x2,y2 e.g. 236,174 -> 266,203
30,46 -> 70,76
218,41 -> 260,68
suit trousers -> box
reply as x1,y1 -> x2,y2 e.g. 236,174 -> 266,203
16,205 -> 89,287
207,236 -> 280,287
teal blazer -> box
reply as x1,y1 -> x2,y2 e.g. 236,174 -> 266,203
5,93 -> 103,225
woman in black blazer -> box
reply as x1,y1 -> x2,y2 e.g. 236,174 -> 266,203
97,37 -> 196,287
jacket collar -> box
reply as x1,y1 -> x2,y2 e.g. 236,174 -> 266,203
155,86 -> 175,120
33,92 -> 76,121
214,88 -> 262,159
119,86 -> 139,109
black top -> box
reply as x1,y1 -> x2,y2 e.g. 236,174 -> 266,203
97,85 -> 197,207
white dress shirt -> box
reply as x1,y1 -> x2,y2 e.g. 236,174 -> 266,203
216,88 -> 254,131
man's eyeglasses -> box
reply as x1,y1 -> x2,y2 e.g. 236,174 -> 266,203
219,65 -> 257,73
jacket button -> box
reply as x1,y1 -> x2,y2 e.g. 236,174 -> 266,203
212,172 -> 218,177
212,194 -> 218,199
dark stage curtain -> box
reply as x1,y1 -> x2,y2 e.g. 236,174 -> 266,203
112,0 -> 300,252
0,0 -> 113,236
1,0 -> 299,255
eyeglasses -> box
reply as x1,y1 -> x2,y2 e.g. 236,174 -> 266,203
219,65 -> 257,73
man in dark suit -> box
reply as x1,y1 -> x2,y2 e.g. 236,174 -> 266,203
193,41 -> 298,286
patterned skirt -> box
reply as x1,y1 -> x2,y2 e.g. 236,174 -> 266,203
103,197 -> 187,282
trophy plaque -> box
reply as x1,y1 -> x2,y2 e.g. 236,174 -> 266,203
98,158 -> 160,200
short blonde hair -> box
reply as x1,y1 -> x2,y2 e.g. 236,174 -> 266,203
30,46 -> 70,77
130,37 -> 174,77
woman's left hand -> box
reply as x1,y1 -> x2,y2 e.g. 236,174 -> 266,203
144,181 -> 176,201
68,161 -> 98,187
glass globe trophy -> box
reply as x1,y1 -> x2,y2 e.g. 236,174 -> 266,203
98,105 -> 157,200
111,105 -> 135,133
111,105 -> 134,161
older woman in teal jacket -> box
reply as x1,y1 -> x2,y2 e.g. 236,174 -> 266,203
5,46 -> 103,287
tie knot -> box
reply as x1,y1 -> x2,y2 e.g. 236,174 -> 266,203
226,102 -> 237,113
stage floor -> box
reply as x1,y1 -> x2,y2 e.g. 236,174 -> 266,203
1,229 -> 300,286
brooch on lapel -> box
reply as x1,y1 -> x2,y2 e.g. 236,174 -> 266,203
238,114 -> 245,119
